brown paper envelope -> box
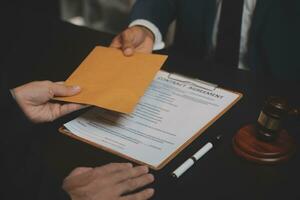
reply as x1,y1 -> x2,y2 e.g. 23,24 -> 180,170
56,46 -> 167,113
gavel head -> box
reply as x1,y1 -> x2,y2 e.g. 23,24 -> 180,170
256,97 -> 290,142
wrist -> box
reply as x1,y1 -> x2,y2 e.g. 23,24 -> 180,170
129,19 -> 165,50
10,86 -> 35,123
135,25 -> 155,42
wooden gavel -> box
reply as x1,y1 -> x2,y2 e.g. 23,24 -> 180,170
256,96 -> 299,142
233,96 -> 298,164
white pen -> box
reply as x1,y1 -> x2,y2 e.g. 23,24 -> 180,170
172,135 -> 222,178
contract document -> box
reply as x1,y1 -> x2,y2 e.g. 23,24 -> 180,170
62,71 -> 242,170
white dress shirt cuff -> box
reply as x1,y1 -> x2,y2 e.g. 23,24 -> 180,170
129,19 -> 165,50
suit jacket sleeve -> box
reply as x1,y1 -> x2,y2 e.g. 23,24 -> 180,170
0,74 -> 72,200
130,0 -> 178,37
261,0 -> 300,80
0,75 -> 33,136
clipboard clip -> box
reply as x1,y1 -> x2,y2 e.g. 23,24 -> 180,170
167,73 -> 218,91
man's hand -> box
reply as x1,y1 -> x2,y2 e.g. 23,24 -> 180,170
12,81 -> 85,123
63,163 -> 155,200
110,26 -> 154,56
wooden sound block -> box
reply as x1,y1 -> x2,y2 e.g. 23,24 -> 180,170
233,124 -> 297,164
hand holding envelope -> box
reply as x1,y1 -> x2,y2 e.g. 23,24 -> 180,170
56,46 -> 167,113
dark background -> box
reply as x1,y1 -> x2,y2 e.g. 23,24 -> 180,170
1,1 -> 300,200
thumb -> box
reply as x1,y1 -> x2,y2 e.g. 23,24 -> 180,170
51,82 -> 81,97
63,167 -> 94,191
110,35 -> 122,49
68,167 -> 93,177
121,29 -> 136,56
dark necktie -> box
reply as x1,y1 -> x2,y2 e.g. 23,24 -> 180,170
215,0 -> 245,68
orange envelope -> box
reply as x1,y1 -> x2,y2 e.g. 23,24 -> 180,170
57,46 -> 168,113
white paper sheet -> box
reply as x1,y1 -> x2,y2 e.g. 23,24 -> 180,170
64,71 -> 241,168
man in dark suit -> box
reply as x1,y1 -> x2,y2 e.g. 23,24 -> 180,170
0,74 -> 155,200
111,0 -> 300,80
1,2 -> 155,200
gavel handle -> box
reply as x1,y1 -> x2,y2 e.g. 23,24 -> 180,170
289,108 -> 300,116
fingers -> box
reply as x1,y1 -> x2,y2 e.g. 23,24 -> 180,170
63,163 -> 155,200
110,29 -> 135,55
110,35 -> 123,49
68,167 -> 94,177
117,173 -> 154,195
110,26 -> 152,56
63,163 -> 133,192
49,82 -> 81,97
50,103 -> 86,121
55,81 -> 65,85
58,103 -> 86,116
120,188 -> 155,200
120,29 -> 136,56
110,165 -> 149,184
94,163 -> 133,176
63,167 -> 95,191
